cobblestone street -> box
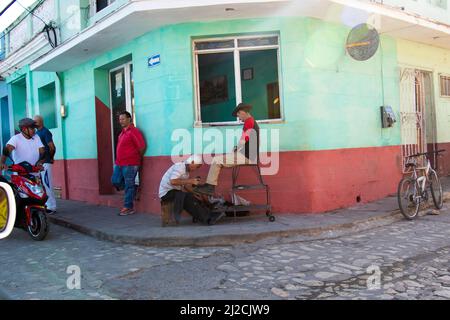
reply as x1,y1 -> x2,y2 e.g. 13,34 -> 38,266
2,203 -> 450,300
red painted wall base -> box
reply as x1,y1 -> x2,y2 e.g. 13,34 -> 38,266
53,145 -> 404,214
437,143 -> 450,177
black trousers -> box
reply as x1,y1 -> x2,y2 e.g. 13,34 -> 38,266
161,190 -> 210,224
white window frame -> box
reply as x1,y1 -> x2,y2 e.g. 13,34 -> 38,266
193,34 -> 284,127
439,74 -> 450,98
0,33 -> 5,60
90,0 -> 116,16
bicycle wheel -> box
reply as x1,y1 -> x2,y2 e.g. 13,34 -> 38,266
430,170 -> 443,210
398,177 -> 420,220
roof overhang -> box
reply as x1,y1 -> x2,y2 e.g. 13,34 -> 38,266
0,32 -> 52,77
26,0 -> 450,72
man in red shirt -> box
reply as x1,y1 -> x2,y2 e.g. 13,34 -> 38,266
194,103 -> 259,196
111,111 -> 146,216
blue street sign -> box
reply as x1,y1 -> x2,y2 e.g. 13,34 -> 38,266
148,54 -> 161,67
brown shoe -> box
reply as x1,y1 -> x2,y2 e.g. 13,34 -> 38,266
193,184 -> 216,196
119,208 -> 135,216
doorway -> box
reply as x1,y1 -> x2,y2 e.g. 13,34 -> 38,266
1,96 -> 11,148
399,68 -> 437,171
109,62 -> 135,164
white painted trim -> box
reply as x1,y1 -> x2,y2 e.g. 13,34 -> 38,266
89,0 -> 96,18
234,38 -> 242,109
131,0 -> 288,11
194,33 -> 279,45
109,67 -> 115,165
194,48 -> 235,54
124,63 -> 133,115
398,63 -> 434,73
276,37 -> 284,120
193,44 -> 202,124
0,34 -> 49,76
197,118 -> 285,127
234,45 -> 280,51
330,0 -> 450,34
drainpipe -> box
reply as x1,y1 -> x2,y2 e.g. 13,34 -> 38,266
56,71 -> 70,200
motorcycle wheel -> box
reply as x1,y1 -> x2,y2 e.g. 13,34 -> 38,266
27,208 -> 49,241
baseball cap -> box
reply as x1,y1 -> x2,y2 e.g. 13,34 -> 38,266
232,103 -> 252,117
185,155 -> 203,165
18,118 -> 37,129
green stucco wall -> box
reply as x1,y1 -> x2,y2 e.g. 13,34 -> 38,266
8,16 -> 402,160
11,79 -> 27,127
38,82 -> 57,130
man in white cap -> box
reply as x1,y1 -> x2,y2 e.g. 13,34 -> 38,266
159,155 -> 224,225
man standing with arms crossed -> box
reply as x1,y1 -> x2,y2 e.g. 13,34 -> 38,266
34,115 -> 57,215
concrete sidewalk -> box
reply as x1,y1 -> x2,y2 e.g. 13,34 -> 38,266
48,177 -> 450,247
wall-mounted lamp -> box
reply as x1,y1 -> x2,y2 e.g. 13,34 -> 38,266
60,104 -> 67,118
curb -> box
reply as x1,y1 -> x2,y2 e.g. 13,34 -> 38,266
48,211 -> 402,247
48,192 -> 450,247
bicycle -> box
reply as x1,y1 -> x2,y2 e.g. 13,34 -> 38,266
397,149 -> 445,220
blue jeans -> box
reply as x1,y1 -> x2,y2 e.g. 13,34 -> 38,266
111,165 -> 139,209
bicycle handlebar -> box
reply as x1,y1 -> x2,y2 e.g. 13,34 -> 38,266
406,149 -> 446,159
5,164 -> 43,173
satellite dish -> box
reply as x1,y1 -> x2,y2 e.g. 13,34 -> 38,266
346,23 -> 380,61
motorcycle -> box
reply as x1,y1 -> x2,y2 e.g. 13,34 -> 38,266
0,161 -> 49,241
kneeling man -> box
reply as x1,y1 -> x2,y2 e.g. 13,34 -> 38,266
159,155 -> 224,225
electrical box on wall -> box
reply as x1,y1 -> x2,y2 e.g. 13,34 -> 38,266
380,106 -> 396,128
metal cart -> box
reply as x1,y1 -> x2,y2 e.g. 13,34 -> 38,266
212,163 -> 275,222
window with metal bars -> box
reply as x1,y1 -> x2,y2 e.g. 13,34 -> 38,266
440,75 -> 450,97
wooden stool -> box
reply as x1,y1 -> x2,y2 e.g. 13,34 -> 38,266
160,201 -> 178,227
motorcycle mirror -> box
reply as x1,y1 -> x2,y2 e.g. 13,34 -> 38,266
0,182 -> 16,240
